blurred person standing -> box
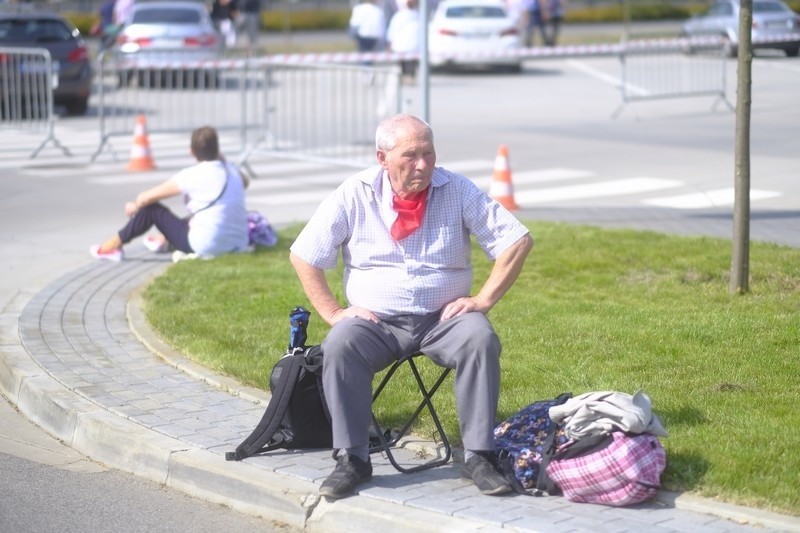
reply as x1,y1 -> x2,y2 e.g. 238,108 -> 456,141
113,0 -> 134,26
545,0 -> 564,46
349,0 -> 387,54
522,0 -> 547,47
239,0 -> 262,54
211,0 -> 239,48
386,0 -> 420,83
92,0 -> 118,49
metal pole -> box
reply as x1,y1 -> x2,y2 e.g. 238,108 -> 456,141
419,0 -> 430,123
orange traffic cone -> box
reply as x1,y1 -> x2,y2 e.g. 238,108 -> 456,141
126,114 -> 156,172
489,145 -> 518,211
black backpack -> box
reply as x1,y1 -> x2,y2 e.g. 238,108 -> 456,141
225,307 -> 332,461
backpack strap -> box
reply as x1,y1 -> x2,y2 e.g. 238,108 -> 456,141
186,162 -> 231,220
301,345 -> 331,424
533,421 -> 563,496
225,351 -> 304,461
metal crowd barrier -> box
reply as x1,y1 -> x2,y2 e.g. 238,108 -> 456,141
92,49 -> 267,163
0,46 -> 70,158
93,49 -> 402,169
240,60 -> 402,168
613,36 -> 733,118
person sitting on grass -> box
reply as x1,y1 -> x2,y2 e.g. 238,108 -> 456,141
289,113 -> 534,499
90,126 -> 249,262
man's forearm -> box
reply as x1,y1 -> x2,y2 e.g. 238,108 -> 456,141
474,234 -> 534,310
289,253 -> 343,325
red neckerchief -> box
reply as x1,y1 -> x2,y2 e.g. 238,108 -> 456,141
390,187 -> 429,241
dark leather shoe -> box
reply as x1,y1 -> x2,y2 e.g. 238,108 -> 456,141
461,452 -> 512,495
319,453 -> 373,499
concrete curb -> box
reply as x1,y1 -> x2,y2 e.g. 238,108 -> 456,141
3,260 -> 800,532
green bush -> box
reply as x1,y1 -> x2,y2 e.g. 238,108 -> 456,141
262,10 -> 350,32
64,12 -> 98,37
565,4 -> 693,23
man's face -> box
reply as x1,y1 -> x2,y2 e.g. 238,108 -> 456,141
377,122 -> 436,199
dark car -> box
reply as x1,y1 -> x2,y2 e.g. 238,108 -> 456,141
0,12 -> 93,116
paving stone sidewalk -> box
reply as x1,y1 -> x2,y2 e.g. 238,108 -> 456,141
2,249 -> 798,532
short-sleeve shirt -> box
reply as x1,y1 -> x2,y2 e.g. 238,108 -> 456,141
173,160 -> 249,257
349,2 -> 386,40
386,7 -> 419,53
290,166 -> 530,318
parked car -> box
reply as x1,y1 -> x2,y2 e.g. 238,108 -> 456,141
428,0 -> 522,73
0,12 -> 92,116
681,0 -> 800,57
113,1 -> 223,87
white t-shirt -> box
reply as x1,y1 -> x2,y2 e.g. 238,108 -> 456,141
386,7 -> 420,53
173,160 -> 249,257
349,2 -> 387,39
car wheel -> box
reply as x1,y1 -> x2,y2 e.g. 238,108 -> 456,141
786,46 -> 799,57
64,97 -> 88,116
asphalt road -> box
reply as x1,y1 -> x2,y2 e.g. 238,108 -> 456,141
0,393 -> 284,532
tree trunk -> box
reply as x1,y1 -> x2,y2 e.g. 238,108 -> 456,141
730,0 -> 753,294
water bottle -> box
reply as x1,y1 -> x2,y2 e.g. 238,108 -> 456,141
288,306 -> 311,351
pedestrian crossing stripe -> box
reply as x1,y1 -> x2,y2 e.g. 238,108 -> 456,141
514,178 -> 682,204
643,188 -> 782,209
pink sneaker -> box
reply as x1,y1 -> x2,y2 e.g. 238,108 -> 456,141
90,245 -> 124,262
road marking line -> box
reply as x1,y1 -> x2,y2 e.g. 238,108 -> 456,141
472,168 -> 596,190
515,177 -> 681,204
644,188 -> 782,209
567,59 -> 650,96
248,190 -> 332,206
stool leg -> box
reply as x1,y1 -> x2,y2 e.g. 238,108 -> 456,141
370,356 -> 452,473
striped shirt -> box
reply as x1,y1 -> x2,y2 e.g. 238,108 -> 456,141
290,166 -> 530,318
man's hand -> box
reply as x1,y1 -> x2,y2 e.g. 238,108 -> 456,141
330,305 -> 380,325
440,296 -> 490,321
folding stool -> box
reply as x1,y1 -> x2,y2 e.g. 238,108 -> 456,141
369,351 -> 453,473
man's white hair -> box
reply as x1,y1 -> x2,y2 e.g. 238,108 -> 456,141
375,114 -> 433,151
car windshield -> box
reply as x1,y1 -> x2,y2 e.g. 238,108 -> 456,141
445,6 -> 507,18
753,1 -> 789,12
131,8 -> 202,24
0,19 -> 73,43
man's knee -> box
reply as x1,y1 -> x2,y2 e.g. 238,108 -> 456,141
454,313 -> 501,355
321,317 -> 396,370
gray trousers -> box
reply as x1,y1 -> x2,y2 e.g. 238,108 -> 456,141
321,311 -> 501,453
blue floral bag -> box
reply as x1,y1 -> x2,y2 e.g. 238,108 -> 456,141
494,393 -> 572,490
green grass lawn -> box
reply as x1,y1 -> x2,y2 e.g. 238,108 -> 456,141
143,221 -> 799,516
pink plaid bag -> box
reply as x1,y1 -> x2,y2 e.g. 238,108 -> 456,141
545,432 -> 666,506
